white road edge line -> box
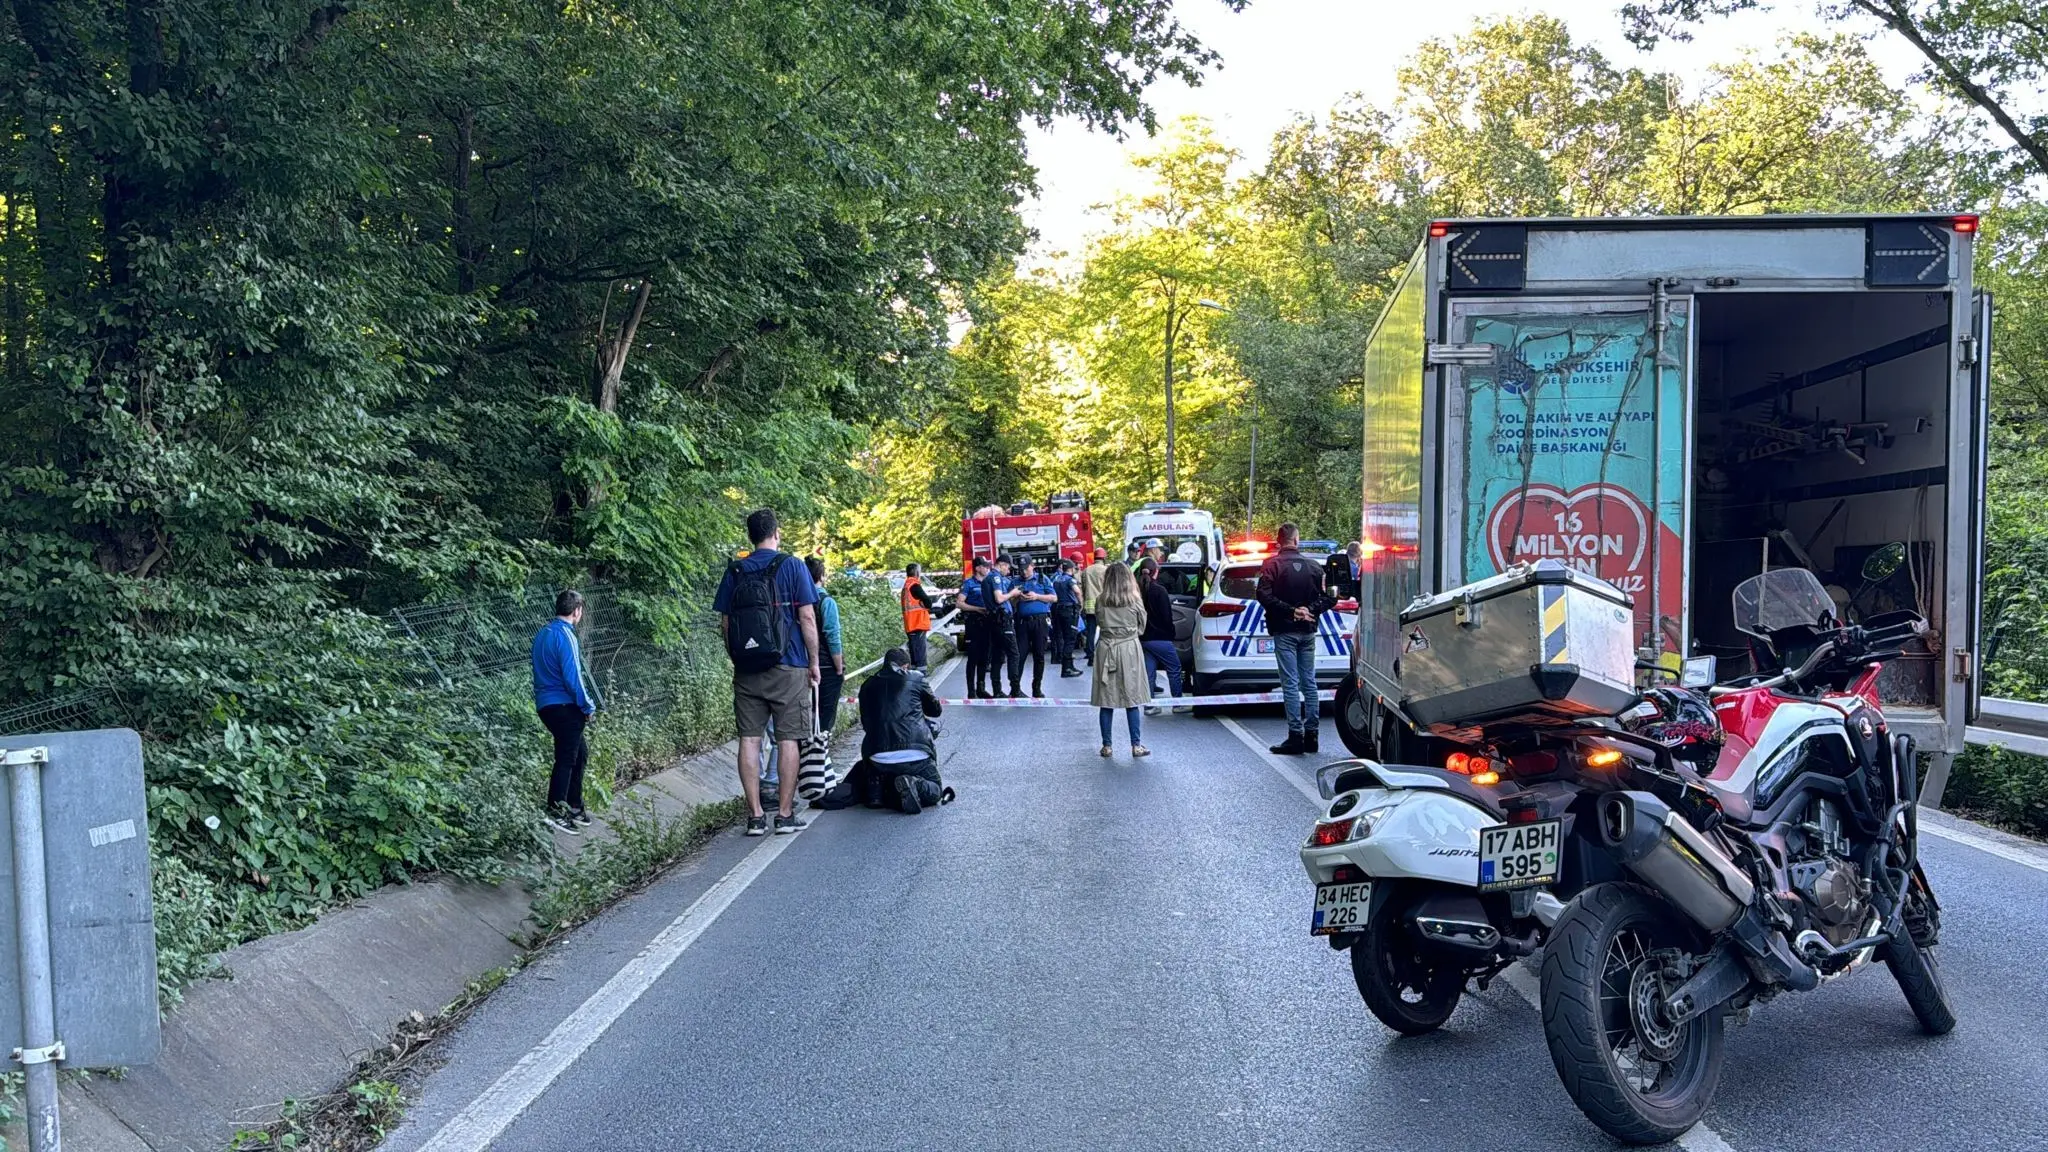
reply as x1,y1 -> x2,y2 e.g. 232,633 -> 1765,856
1215,716 -> 1324,804
1921,819 -> 2048,875
1215,713 -> 1744,1152
419,657 -> 966,1149
417,820 -> 813,1152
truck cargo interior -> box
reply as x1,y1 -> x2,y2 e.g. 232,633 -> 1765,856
1691,290 -> 1951,710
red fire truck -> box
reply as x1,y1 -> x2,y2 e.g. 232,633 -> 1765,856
960,492 -> 1096,572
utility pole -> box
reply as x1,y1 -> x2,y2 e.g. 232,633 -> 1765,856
1162,292 -> 1180,501
1245,383 -> 1258,539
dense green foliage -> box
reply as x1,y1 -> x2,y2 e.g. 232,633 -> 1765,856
1,0 -> 1230,987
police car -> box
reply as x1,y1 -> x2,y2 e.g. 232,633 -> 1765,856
1188,540 -> 1357,695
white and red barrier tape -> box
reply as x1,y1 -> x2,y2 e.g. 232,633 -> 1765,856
835,688 -> 1338,709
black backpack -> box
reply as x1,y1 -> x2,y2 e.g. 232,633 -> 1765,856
723,553 -> 789,675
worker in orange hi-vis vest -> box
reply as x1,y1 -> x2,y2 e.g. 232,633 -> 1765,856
901,562 -> 935,670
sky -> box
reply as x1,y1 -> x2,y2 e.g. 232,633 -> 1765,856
1021,0 -> 1930,261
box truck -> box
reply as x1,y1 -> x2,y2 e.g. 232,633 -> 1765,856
1332,213 -> 1989,785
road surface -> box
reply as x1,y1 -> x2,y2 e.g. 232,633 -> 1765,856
383,658 -> 2048,1151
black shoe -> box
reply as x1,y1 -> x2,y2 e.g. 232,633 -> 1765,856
1032,685 -> 1045,698
1061,667 -> 1083,678
894,775 -> 923,815
1270,733 -> 1307,756
1303,730 -> 1320,754
1010,689 -> 1021,699
548,809 -> 582,835
744,815 -> 768,837
573,809 -> 594,827
774,813 -> 808,834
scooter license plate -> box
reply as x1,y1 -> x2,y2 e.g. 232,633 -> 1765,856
1478,819 -> 1561,892
1311,881 -> 1371,936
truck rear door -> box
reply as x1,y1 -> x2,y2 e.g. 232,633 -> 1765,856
1961,290 -> 1992,725
1438,296 -> 1693,656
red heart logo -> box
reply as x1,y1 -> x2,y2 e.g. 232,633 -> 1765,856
1487,483 -> 1649,594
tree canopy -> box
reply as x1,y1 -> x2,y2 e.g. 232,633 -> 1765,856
841,17 -> 1982,563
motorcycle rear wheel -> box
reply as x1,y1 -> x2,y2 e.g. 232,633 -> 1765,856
1350,895 -> 1463,1035
1540,884 -> 1725,1145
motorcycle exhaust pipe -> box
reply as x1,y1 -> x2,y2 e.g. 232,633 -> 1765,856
1598,791 -> 1756,933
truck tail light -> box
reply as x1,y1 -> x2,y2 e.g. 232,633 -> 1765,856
1428,221 -> 1451,238
1952,214 -> 1980,234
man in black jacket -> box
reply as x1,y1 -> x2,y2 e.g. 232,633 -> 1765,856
854,649 -> 950,813
1256,522 -> 1337,755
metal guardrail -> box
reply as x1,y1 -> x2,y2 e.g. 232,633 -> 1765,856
1969,697 -> 2048,758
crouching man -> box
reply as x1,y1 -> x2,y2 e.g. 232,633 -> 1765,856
853,648 -> 952,814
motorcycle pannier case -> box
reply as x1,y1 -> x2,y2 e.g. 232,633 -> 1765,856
1397,559 -> 1637,734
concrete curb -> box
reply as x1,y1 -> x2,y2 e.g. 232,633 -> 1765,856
63,738 -> 757,1152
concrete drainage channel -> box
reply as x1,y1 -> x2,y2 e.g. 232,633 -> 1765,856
47,736 -> 763,1152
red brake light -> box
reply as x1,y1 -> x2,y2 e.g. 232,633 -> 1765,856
1198,602 -> 1240,618
1428,221 -> 1451,238
1331,864 -> 1364,883
1311,818 -> 1356,847
1508,807 -> 1542,825
1952,214 -> 1980,234
1447,753 -> 1492,777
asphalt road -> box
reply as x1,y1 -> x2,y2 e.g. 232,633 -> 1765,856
383,657 -> 2048,1152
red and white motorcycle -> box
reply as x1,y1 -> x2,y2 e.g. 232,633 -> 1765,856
1302,564 -> 1954,1144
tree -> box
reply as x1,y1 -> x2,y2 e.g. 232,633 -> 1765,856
1623,1 -> 2048,177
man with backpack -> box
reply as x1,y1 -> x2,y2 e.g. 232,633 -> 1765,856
1256,521 -> 1337,756
714,508 -> 822,835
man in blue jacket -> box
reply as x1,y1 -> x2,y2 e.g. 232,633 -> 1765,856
531,590 -> 595,833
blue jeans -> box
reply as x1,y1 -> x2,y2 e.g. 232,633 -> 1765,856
1099,707 -> 1142,746
1272,632 -> 1320,734
1142,640 -> 1184,698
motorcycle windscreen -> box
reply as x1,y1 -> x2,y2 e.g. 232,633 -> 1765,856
1444,299 -> 1691,658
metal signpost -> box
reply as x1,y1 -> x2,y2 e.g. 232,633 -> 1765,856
0,729 -> 160,1152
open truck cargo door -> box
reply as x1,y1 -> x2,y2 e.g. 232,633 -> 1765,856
1437,295 -> 1692,665
1964,290 -> 1991,725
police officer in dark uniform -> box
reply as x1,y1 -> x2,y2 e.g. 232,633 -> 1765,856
960,556 -> 991,698
1013,557 -> 1056,697
981,554 -> 1020,697
1052,558 -> 1083,677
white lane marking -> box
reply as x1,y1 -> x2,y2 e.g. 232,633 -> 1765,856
1678,1124 -> 1741,1152
1216,714 -> 1744,1152
1921,819 -> 2048,875
1216,717 -> 1324,804
417,822 -> 815,1152
1498,961 -> 1540,1008
927,654 -> 962,695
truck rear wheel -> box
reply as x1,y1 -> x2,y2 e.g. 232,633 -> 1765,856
1336,676 -> 1375,757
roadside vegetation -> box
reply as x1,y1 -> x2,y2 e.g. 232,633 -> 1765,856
0,0 -> 1219,1009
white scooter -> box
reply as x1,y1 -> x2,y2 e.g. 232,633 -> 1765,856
1301,759 -> 1570,1034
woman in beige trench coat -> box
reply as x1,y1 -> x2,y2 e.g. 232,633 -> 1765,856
1091,562 -> 1151,757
